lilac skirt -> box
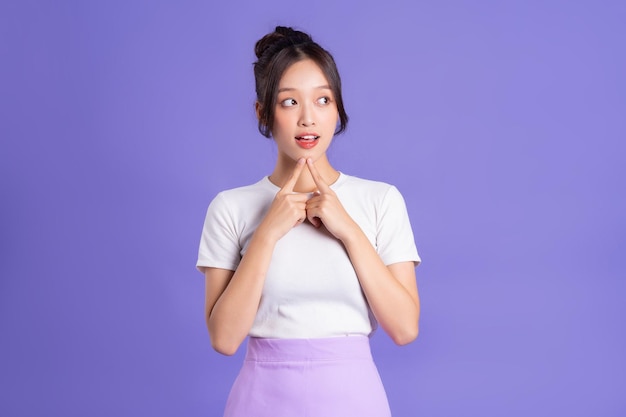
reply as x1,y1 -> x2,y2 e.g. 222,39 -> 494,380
223,336 -> 391,417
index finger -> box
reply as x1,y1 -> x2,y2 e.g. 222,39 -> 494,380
281,158 -> 306,192
306,158 -> 332,193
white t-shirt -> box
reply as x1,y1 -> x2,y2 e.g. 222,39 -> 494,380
197,173 -> 420,338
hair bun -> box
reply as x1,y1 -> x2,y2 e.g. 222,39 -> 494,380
254,26 -> 313,59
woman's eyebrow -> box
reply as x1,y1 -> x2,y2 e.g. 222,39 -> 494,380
277,85 -> 332,93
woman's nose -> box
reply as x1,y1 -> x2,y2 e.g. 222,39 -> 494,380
298,104 -> 315,126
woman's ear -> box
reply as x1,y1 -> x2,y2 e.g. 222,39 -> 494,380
255,101 -> 262,121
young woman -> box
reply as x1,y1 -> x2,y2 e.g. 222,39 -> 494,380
197,26 -> 421,417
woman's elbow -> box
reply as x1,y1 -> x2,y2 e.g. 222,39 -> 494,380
390,325 -> 419,346
210,337 -> 240,356
207,323 -> 242,356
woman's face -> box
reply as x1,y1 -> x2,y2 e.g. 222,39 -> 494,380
271,59 -> 339,163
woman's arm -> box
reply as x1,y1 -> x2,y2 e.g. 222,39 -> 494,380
305,159 -> 420,345
204,232 -> 276,355
342,245 -> 420,345
204,159 -> 308,355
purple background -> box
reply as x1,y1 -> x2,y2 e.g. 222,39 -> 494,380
1,1 -> 625,416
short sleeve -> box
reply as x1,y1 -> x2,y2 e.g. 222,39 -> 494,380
196,193 -> 241,273
376,186 -> 421,266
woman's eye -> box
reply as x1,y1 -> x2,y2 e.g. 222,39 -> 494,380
280,98 -> 297,107
317,97 -> 331,105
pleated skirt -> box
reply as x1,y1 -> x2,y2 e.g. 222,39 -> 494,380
223,336 -> 391,417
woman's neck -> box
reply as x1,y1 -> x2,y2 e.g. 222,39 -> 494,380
269,154 -> 339,193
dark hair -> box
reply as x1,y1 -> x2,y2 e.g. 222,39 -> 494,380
253,26 -> 349,138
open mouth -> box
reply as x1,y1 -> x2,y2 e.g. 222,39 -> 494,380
295,135 -> 320,149
295,135 -> 320,141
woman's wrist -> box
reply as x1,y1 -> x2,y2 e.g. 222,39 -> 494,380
251,224 -> 280,247
337,220 -> 366,247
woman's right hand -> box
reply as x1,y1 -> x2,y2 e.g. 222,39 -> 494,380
206,159 -> 307,354
256,158 -> 309,242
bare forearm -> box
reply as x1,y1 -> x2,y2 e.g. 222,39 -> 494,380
302,158 -> 419,344
208,232 -> 275,354
342,226 -> 420,345
207,161 -> 310,355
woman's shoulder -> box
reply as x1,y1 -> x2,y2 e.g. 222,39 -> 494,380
207,177 -> 275,214
215,177 -> 275,199
337,173 -> 400,197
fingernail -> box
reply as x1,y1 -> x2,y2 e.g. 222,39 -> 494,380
298,158 -> 305,164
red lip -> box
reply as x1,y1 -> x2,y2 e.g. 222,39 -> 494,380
295,133 -> 320,149
296,138 -> 318,149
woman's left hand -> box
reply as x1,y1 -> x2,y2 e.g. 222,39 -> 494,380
306,159 -> 420,346
305,158 -> 358,242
